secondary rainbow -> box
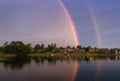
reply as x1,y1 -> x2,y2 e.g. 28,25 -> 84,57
58,0 -> 80,46
86,0 -> 102,47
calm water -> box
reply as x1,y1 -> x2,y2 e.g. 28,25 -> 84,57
0,55 -> 120,81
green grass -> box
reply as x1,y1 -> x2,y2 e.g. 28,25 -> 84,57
0,54 -> 16,58
28,53 -> 114,57
28,53 -> 67,57
0,53 -> 114,58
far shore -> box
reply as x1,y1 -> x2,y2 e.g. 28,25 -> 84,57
0,53 -> 117,58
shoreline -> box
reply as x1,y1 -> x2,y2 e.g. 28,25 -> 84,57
0,53 -> 116,58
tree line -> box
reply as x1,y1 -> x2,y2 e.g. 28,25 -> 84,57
0,41 -> 119,55
0,41 -> 74,54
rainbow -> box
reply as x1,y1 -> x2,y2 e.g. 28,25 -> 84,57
72,60 -> 79,81
95,61 -> 101,81
86,0 -> 102,47
58,0 -> 80,46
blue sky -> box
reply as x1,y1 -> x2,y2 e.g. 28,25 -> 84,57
0,0 -> 120,48
63,0 -> 120,48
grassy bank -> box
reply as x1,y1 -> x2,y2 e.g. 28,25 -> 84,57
0,53 -> 115,58
28,53 -> 67,57
28,53 -> 114,57
0,54 -> 16,58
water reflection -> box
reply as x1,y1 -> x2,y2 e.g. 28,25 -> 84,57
0,55 -> 120,81
3,56 -> 31,70
75,55 -> 120,81
1,55 -> 120,70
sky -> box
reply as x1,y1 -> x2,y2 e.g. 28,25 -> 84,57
0,0 -> 120,48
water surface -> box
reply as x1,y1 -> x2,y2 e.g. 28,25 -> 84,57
0,55 -> 120,81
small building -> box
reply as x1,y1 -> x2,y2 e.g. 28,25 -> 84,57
114,49 -> 120,54
60,49 -> 67,53
109,49 -> 120,54
37,50 -> 42,53
51,50 -> 56,53
74,48 -> 81,53
96,48 -> 109,54
67,48 -> 74,53
88,48 -> 95,53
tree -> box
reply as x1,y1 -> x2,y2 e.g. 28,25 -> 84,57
84,46 -> 92,53
76,45 -> 82,49
66,45 -> 70,49
24,44 -> 32,54
88,46 -> 92,49
33,44 -> 45,53
47,43 -> 57,53
72,46 -> 75,50
33,44 -> 41,53
0,47 -> 3,53
60,47 -> 64,50
41,44 -> 44,50
3,41 -> 9,47
3,41 -> 31,55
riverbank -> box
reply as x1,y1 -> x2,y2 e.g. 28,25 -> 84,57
0,53 -> 116,58
28,53 -> 114,57
0,54 -> 16,58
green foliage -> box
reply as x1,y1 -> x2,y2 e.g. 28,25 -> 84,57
34,44 -> 41,50
0,41 -> 119,55
47,43 -> 57,52
42,48 -> 48,53
34,44 -> 41,53
24,44 -> 32,54
76,45 -> 82,49
3,41 -> 32,54
66,45 -> 70,49
33,44 -> 45,53
0,47 -> 3,53
59,47 -> 64,50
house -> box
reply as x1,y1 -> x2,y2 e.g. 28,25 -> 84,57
60,49 -> 67,53
67,48 -> 74,53
96,48 -> 109,53
88,48 -> 95,53
109,49 -> 120,54
114,49 -> 120,54
37,50 -> 42,53
74,48 -> 81,53
67,48 -> 81,53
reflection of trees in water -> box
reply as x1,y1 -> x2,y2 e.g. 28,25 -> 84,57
1,56 -> 71,70
1,55 -> 120,70
32,55 -> 71,65
47,56 -> 57,65
72,55 -> 120,62
32,57 -> 44,64
3,56 -> 31,70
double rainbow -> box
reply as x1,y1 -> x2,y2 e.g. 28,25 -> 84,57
58,0 -> 102,47
58,1 -> 103,79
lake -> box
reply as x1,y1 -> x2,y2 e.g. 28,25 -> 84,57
0,55 -> 120,81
